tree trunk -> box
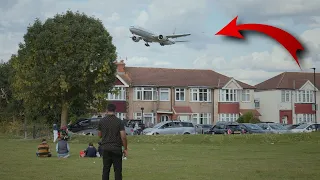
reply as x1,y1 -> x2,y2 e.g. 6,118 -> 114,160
24,116 -> 27,139
60,101 -> 69,127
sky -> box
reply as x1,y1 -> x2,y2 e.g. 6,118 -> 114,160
0,0 -> 320,85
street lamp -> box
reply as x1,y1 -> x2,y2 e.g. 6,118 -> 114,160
141,107 -> 144,124
311,68 -> 317,123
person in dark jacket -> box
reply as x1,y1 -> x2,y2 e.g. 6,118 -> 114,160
56,136 -> 70,158
85,142 -> 97,157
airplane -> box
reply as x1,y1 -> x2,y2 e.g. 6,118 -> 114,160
129,26 -> 191,47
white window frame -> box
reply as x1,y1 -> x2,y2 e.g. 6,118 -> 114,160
134,87 -> 158,101
295,90 -> 314,103
296,114 -> 315,123
281,90 -> 290,102
175,88 -> 185,101
159,88 -> 170,101
219,89 -> 239,102
218,113 -> 239,122
254,99 -> 260,109
134,112 -> 155,124
241,89 -> 250,102
115,113 -> 126,120
190,88 -> 211,102
107,87 -> 126,100
192,113 -> 211,124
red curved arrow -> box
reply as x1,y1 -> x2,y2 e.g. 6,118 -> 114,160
216,16 -> 304,69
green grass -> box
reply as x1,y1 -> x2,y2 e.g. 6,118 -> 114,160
1,133 -> 320,180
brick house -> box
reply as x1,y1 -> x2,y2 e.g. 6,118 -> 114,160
254,72 -> 319,124
106,60 -> 258,125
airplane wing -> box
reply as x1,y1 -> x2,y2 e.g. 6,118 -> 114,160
166,34 -> 191,38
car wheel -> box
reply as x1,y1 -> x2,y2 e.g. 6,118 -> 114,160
153,133 -> 159,135
184,132 -> 190,135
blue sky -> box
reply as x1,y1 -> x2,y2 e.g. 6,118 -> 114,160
0,0 -> 319,85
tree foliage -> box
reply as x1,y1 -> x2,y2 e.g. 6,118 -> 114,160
11,11 -> 117,126
237,112 -> 261,123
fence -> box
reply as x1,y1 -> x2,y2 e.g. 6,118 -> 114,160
0,122 -> 52,139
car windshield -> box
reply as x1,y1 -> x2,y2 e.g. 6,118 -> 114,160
294,123 -> 310,129
269,124 -> 286,130
227,125 -> 241,130
153,122 -> 167,128
246,124 -> 262,130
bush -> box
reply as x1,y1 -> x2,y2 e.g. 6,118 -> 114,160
237,112 -> 261,123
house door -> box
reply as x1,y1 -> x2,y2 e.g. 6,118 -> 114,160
281,116 -> 288,124
160,115 -> 170,122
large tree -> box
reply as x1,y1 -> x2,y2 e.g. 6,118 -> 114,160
11,11 -> 117,127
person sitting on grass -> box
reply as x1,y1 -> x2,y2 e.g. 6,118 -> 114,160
84,142 -> 97,157
56,136 -> 70,158
36,139 -> 52,157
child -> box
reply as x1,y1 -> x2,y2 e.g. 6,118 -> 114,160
84,142 -> 97,157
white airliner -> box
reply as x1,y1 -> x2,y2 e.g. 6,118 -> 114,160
129,26 -> 191,47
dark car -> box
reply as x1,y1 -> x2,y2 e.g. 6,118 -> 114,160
239,123 -> 268,134
284,124 -> 301,130
205,122 -> 244,135
68,117 -> 101,133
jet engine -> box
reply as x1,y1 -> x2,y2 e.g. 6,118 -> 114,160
132,36 -> 140,42
158,35 -> 168,41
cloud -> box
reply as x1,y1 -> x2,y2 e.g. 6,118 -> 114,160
126,56 -> 171,67
193,28 -> 320,85
1,0 -> 320,87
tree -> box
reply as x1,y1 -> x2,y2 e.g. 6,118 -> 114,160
237,112 -> 261,123
11,11 -> 117,127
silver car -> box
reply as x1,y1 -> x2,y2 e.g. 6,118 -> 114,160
257,123 -> 291,134
142,121 -> 196,135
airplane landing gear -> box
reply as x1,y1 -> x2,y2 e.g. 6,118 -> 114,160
145,43 -> 150,47
160,43 -> 164,46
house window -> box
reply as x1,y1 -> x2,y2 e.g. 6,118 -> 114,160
192,113 -> 211,124
190,88 -> 211,102
134,87 -> 157,101
219,89 -> 238,102
296,114 -> 315,123
159,88 -> 170,101
254,99 -> 260,109
281,90 -> 290,102
115,113 -> 126,120
191,114 -> 198,124
241,89 -> 250,102
296,90 -> 314,103
134,112 -> 155,125
107,87 -> 126,100
218,114 -> 239,122
175,88 -> 185,101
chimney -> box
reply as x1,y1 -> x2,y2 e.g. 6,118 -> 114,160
116,60 -> 125,73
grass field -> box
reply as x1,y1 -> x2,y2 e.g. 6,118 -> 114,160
1,133 -> 320,180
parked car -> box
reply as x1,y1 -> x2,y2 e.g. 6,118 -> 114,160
77,126 -> 134,136
195,124 -> 213,134
205,122 -> 244,135
256,123 -> 291,134
68,117 -> 101,133
142,121 -> 195,135
284,124 -> 301,130
239,123 -> 268,134
291,123 -> 320,133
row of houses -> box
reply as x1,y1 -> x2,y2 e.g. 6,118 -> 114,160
102,60 -> 319,125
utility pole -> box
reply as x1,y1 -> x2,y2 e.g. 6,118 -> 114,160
311,68 -> 317,123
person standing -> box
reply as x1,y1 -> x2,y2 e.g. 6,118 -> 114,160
53,123 -> 59,143
98,104 -> 128,180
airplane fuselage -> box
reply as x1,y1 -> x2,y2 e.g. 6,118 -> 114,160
129,26 -> 175,45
